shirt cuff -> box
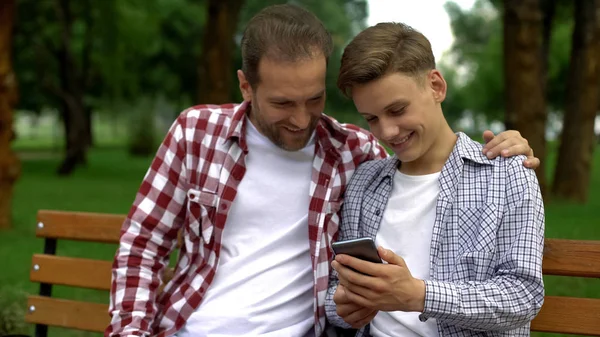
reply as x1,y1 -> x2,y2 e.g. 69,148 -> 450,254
419,280 -> 459,322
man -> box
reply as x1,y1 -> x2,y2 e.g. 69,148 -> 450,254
106,5 -> 539,337
326,22 -> 544,336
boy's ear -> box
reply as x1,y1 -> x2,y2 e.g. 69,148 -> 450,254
429,70 -> 447,103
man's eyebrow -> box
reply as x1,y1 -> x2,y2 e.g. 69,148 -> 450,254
308,90 -> 326,100
269,90 -> 326,103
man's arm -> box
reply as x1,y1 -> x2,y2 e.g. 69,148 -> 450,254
105,116 -> 190,337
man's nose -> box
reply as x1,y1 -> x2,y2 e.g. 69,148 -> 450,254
289,106 -> 311,129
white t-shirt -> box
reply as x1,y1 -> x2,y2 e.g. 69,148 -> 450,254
370,170 -> 441,337
178,119 -> 316,337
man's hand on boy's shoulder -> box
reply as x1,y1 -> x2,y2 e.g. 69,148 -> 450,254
482,130 -> 540,169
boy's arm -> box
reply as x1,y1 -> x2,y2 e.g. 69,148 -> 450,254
420,159 -> 545,330
333,157 -> 545,331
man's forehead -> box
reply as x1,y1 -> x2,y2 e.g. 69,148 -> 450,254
266,88 -> 326,102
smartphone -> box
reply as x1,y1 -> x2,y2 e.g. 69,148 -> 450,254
331,237 -> 382,263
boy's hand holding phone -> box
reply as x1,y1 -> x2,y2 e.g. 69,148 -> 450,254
332,284 -> 378,328
332,246 -> 426,313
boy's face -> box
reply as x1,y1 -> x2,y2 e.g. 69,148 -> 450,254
351,70 -> 447,164
238,54 -> 327,151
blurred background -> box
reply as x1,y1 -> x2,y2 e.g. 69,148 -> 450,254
0,0 -> 598,336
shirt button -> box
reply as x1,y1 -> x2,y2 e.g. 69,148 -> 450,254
220,203 -> 228,211
189,194 -> 196,200
375,209 -> 381,216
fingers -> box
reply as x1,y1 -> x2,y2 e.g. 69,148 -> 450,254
333,284 -> 352,305
352,309 -> 378,329
482,132 -> 531,159
342,306 -> 378,329
377,247 -> 406,266
333,256 -> 382,279
343,285 -> 374,308
336,300 -> 364,317
524,157 -> 541,170
482,130 -> 495,144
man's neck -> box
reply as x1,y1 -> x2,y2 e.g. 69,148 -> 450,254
399,123 -> 457,176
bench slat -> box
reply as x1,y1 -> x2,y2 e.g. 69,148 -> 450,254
30,254 -> 113,291
25,295 -> 109,333
36,209 -> 125,243
542,238 -> 600,278
531,296 -> 600,335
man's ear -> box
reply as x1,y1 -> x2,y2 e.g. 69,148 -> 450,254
237,70 -> 253,102
429,70 -> 447,103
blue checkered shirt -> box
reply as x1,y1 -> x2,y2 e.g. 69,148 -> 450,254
325,132 -> 545,336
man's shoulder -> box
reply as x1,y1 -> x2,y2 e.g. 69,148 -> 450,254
320,115 -> 387,162
177,103 -> 241,125
323,114 -> 374,142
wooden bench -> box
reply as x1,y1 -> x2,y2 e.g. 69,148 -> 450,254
26,210 -> 175,336
26,210 -> 600,336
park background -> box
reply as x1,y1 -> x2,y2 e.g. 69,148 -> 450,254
0,0 -> 599,336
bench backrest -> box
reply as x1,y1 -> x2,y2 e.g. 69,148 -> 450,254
27,210 -> 600,336
530,238 -> 600,335
27,210 -> 125,335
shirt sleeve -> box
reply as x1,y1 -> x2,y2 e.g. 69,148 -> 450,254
106,115 -> 190,337
420,159 -> 545,331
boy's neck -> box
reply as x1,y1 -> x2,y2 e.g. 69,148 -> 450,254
399,123 -> 457,176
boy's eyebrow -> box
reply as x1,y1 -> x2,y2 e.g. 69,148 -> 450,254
383,99 -> 409,111
359,99 -> 410,115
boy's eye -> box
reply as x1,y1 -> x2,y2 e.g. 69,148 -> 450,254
390,107 -> 405,115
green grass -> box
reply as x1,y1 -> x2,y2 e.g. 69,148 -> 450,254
1,143 -> 599,337
1,148 -> 153,337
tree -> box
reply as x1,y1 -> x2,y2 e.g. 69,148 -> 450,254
552,0 -> 600,202
197,0 -> 246,104
503,0 -> 548,197
53,0 -> 90,175
0,0 -> 21,229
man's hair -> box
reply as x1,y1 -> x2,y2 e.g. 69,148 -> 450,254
337,22 -> 436,98
241,4 -> 333,88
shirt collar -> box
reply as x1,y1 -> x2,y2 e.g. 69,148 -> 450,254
226,102 -> 350,157
375,132 -> 493,183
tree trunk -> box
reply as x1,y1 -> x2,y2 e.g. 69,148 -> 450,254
540,0 -> 556,94
552,0 -> 600,202
55,0 -> 88,175
504,0 -> 548,197
0,0 -> 22,229
197,0 -> 245,104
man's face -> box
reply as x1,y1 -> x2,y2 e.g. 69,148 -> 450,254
351,70 -> 447,165
238,54 -> 327,151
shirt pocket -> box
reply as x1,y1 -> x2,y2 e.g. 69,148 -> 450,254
453,204 -> 499,281
184,187 -> 218,254
456,204 -> 499,254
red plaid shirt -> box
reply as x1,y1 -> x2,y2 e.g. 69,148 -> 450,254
106,101 -> 387,337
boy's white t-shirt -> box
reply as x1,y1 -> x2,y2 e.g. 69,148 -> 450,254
370,170 -> 441,337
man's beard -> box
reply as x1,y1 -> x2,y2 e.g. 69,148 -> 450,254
250,102 -> 319,152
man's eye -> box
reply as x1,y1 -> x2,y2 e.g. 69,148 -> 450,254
366,117 -> 378,123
